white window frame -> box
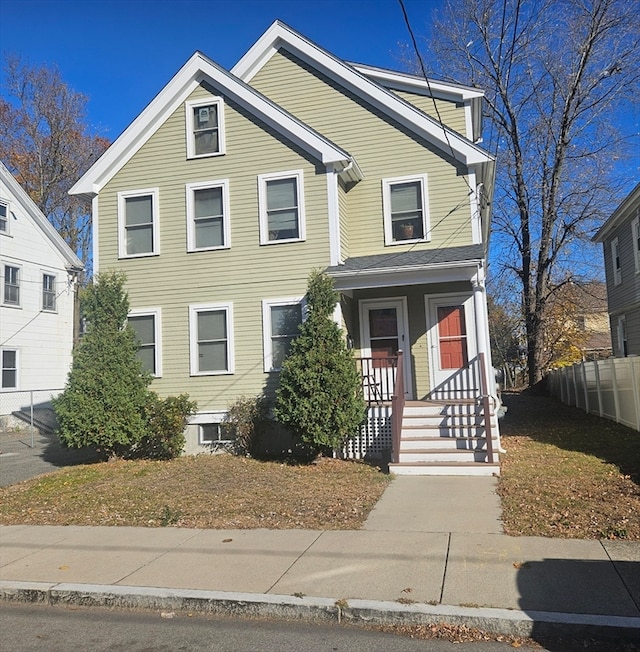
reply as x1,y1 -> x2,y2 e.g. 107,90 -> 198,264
1,348 -> 18,389
617,315 -> 628,357
128,308 -> 162,377
185,97 -> 225,159
117,188 -> 160,259
198,422 -> 235,446
632,215 -> 640,275
262,297 -> 305,372
611,237 -> 622,286
0,198 -> 9,235
186,180 -> 231,252
382,174 -> 431,246
189,302 -> 234,376
258,170 -> 306,245
42,273 -> 57,312
3,264 -> 21,306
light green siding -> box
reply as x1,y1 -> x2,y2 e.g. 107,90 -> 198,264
98,83 -> 331,409
250,51 -> 474,258
392,91 -> 468,137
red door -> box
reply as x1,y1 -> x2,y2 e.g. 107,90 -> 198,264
437,305 -> 468,369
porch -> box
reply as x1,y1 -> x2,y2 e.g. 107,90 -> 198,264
348,352 -> 501,476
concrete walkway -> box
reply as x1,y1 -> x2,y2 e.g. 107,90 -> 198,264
1,477 -> 639,643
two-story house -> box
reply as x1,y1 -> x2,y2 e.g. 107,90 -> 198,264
70,21 -> 499,474
593,183 -> 640,357
0,161 -> 83,418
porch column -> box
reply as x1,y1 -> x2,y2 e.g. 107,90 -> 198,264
471,266 -> 491,372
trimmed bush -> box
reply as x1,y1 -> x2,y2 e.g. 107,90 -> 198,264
274,270 -> 366,452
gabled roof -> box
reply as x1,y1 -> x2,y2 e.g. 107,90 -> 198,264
232,21 -> 494,168
593,182 -> 640,242
70,51 -> 362,200
0,161 -> 83,270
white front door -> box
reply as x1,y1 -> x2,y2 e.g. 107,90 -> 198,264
360,298 -> 412,400
426,294 -> 477,399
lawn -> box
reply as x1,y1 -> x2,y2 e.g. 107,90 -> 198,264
0,455 -> 390,530
497,389 -> 640,540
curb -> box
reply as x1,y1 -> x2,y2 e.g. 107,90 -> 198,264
2,581 -> 639,642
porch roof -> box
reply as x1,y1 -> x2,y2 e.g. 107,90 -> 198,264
326,245 -> 484,290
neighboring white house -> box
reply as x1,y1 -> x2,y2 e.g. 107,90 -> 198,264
0,161 -> 83,411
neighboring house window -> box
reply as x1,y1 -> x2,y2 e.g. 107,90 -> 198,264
611,237 -> 622,285
633,215 -> 640,275
1,349 -> 18,388
258,170 -> 305,244
186,180 -> 230,251
617,316 -> 628,357
42,274 -> 56,311
262,298 -> 304,372
129,309 -> 162,377
118,189 -> 159,258
186,98 -> 225,159
0,200 -> 8,233
3,265 -> 20,306
189,303 -> 234,375
382,174 -> 430,245
199,423 -> 234,446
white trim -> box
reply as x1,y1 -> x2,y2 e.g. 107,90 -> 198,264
632,214 -> 640,275
198,422 -> 234,445
128,307 -> 163,377
117,188 -> 160,259
185,97 -> 226,159
92,195 -> 99,276
358,297 -> 412,397
232,21 -> 493,167
189,302 -> 234,376
185,179 -> 231,252
611,237 -> 622,286
2,262 -> 21,307
382,174 -> 430,246
468,171 -> 481,245
326,166 -> 341,265
258,169 -> 306,245
0,347 -> 19,389
464,101 -> 475,142
261,297 -> 304,372
617,315 -> 627,357
69,52 -> 355,200
41,272 -> 57,313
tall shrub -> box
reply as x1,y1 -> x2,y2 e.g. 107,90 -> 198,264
274,271 -> 366,452
53,271 -> 151,458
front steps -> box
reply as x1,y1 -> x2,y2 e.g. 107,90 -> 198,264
388,400 -> 500,476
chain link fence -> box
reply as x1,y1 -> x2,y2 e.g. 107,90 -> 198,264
0,389 -> 62,448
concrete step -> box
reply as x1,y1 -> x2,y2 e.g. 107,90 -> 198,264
388,461 -> 501,476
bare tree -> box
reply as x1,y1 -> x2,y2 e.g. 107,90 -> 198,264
416,0 -> 639,384
0,56 -> 109,278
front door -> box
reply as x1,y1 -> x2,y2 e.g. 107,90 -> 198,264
360,299 -> 411,400
426,294 -> 477,399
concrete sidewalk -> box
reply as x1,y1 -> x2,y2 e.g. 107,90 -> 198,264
1,477 -> 639,642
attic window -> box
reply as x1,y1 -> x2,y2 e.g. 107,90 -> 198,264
186,97 -> 225,159
0,200 -> 8,233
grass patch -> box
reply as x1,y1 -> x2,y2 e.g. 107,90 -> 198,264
0,455 -> 390,530
498,390 -> 640,540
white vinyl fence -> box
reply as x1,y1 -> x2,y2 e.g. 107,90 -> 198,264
546,358 -> 640,432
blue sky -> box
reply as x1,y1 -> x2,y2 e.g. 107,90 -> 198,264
0,0 -> 440,139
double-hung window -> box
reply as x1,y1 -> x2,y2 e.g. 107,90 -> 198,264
3,265 -> 20,306
118,189 -> 159,258
186,180 -> 230,251
1,349 -> 18,388
129,309 -> 162,376
258,170 -> 305,244
0,200 -> 8,233
611,237 -> 622,286
633,215 -> 640,275
382,174 -> 430,245
262,298 -> 304,372
189,303 -> 234,375
42,274 -> 56,311
186,98 -> 225,159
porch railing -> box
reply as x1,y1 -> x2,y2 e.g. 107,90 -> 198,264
391,351 -> 405,464
477,352 -> 495,464
355,356 -> 398,405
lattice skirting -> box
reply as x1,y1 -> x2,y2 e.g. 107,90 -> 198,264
343,405 -> 392,459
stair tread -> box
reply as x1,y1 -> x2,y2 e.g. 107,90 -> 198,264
390,461 -> 500,467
